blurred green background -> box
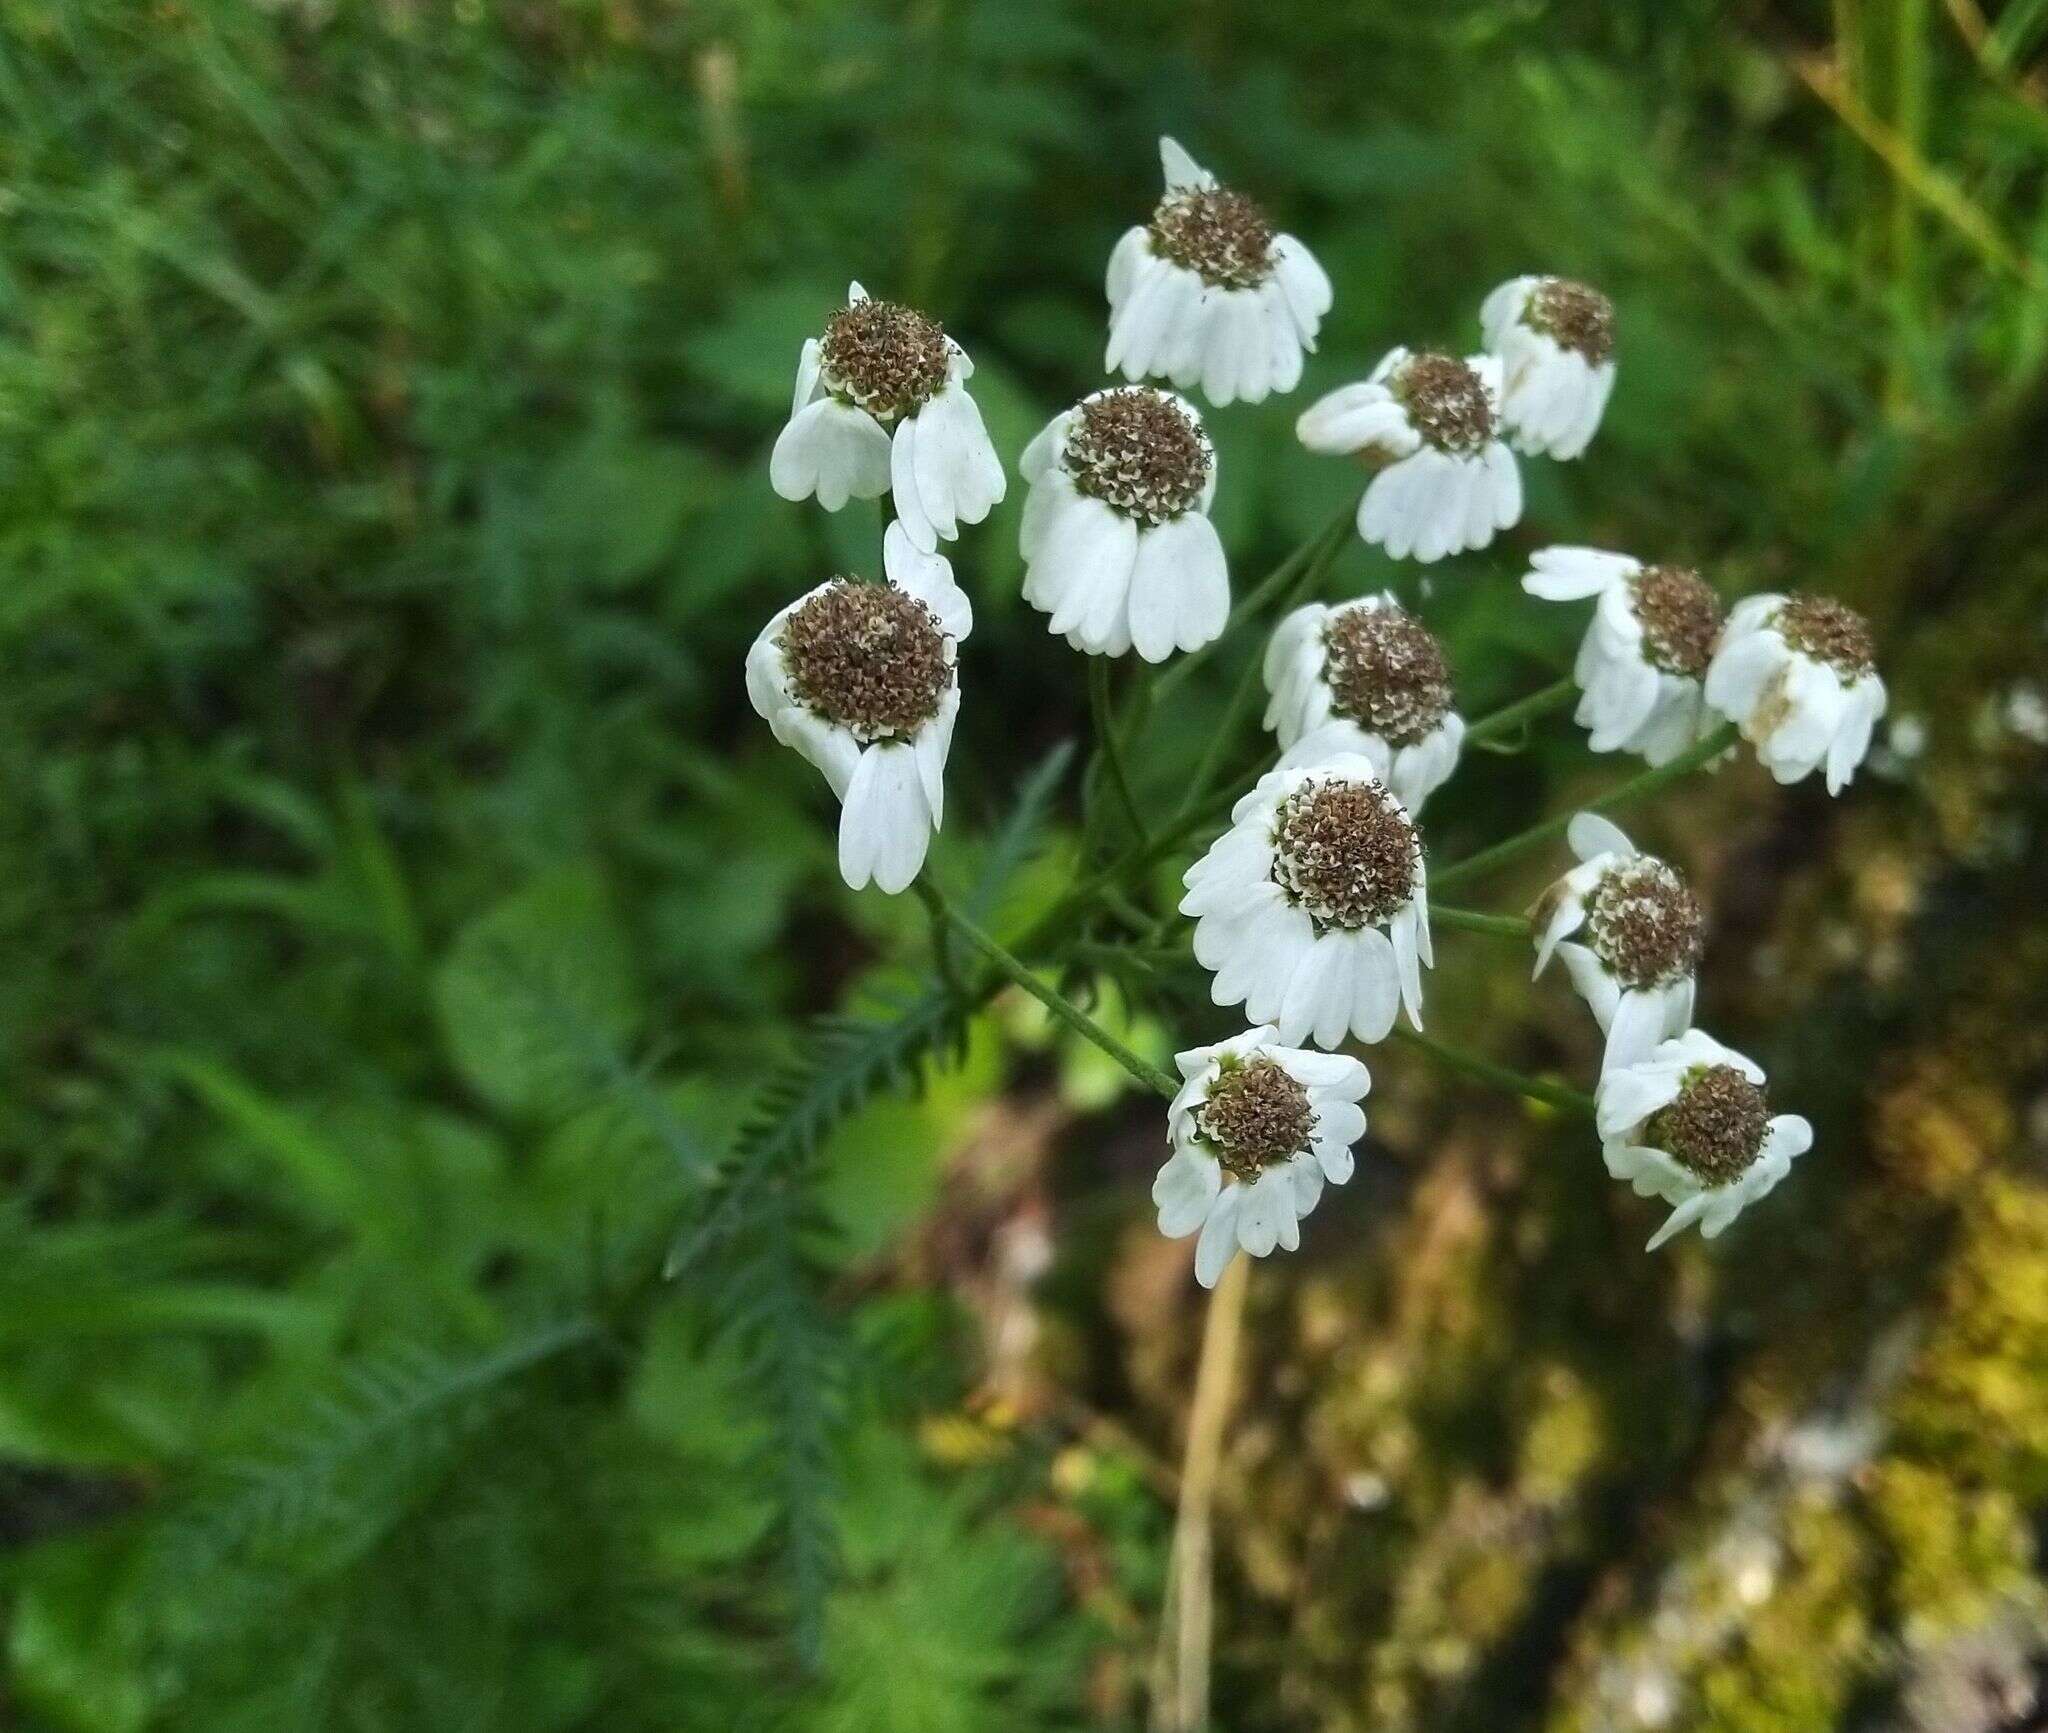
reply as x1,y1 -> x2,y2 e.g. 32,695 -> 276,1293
2,1 -> 2046,1728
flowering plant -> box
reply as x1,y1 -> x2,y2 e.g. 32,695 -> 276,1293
749,135 -> 1884,1291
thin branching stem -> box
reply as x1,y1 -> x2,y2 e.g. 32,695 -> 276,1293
1432,723 -> 1738,893
1430,906 -> 1534,939
1389,1028 -> 1596,1117
925,885 -> 1180,1098
1091,655 -> 1150,848
1464,676 -> 1578,745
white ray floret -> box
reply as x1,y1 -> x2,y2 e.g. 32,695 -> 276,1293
1153,1026 -> 1371,1288
1296,348 -> 1522,564
1104,137 -> 1331,408
1532,813 -> 1703,1076
1018,386 -> 1229,661
770,282 -> 1005,553
1261,592 -> 1465,812
1180,757 -> 1432,1049
745,524 -> 972,894
1596,1029 -> 1813,1250
1479,275 -> 1618,460
1523,546 -> 1727,767
1704,593 -> 1887,794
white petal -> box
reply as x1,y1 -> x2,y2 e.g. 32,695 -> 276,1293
1299,389 -> 1415,460
1349,926 -> 1402,1043
1603,989 -> 1672,1076
1106,227 -> 1150,314
1153,1148 -> 1223,1239
1525,546 -> 1635,602
890,416 -> 937,552
1567,811 -> 1636,864
1279,931 -> 1357,1052
1193,1186 -> 1243,1288
911,381 -> 1005,543
1236,1169 -> 1295,1258
770,399 -> 892,511
1159,135 -> 1213,192
1271,234 -> 1332,336
1034,494 -> 1139,649
790,337 -> 823,418
1646,1192 -> 1716,1252
837,743 -> 931,894
884,523 -> 973,638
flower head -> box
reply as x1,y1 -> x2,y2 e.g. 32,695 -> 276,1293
1479,275 -> 1618,460
1181,757 -> 1432,1048
771,282 -> 1006,553
1524,547 -> 1728,766
746,524 -> 972,893
1296,347 -> 1522,563
1596,1030 -> 1812,1249
1704,592 -> 1886,793
1105,138 -> 1331,407
1533,813 -> 1702,1074
1019,386 -> 1229,661
1262,593 -> 1465,811
1153,1026 -> 1370,1287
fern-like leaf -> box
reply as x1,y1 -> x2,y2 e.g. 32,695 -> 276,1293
140,1314 -> 598,1592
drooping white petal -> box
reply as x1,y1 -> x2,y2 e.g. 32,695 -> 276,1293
1193,1185 -> 1243,1287
1153,1147 -> 1223,1239
770,398 -> 892,511
838,742 -> 932,894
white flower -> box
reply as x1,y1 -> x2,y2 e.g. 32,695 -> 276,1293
745,524 -> 971,894
1596,1029 -> 1813,1250
1104,137 -> 1331,408
1479,275 -> 1618,460
1296,348 -> 1522,564
1261,593 -> 1464,811
1153,1026 -> 1370,1288
1018,386 -> 1229,661
769,282 -> 1005,553
1704,593 -> 1886,793
1533,813 -> 1702,1076
1523,547 -> 1726,767
1180,757 -> 1432,1048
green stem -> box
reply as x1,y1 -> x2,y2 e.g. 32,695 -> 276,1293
1432,723 -> 1738,894
1090,655 -> 1149,847
1464,676 -> 1578,745
1390,1028 -> 1595,1118
911,879 -> 965,998
1431,906 -> 1533,939
925,885 -> 1180,1099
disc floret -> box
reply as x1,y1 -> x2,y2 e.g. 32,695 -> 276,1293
780,579 -> 951,741
1270,778 -> 1420,930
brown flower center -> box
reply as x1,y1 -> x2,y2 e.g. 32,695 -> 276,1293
1525,277 -> 1616,364
1062,388 -> 1212,525
1648,1064 -> 1770,1186
1197,1057 -> 1316,1180
819,298 -> 950,421
1775,594 -> 1876,679
1629,565 -> 1724,679
1270,777 -> 1420,930
1148,187 -> 1275,291
1322,603 -> 1454,746
779,579 -> 951,741
1395,353 -> 1494,454
1586,859 -> 1702,991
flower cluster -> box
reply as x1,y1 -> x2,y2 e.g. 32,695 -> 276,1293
746,135 -> 1886,1287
